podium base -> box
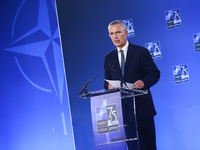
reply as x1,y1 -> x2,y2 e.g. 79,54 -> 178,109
96,141 -> 127,150
96,140 -> 140,150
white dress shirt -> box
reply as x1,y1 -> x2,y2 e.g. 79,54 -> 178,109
117,41 -> 129,67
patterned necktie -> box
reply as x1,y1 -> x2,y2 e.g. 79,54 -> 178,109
120,50 -> 125,78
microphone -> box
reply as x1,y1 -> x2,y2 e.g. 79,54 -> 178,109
79,62 -> 115,96
120,78 -> 129,89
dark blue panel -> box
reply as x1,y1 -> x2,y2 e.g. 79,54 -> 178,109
0,0 -> 75,150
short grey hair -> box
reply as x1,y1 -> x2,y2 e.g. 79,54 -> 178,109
108,20 -> 127,31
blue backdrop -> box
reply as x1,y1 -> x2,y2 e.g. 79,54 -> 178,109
56,0 -> 200,150
1,0 -> 200,150
0,0 -> 75,150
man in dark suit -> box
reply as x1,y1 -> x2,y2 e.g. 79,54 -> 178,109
104,20 -> 160,150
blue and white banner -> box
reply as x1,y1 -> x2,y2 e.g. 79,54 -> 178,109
145,41 -> 162,60
172,64 -> 190,84
123,18 -> 135,38
165,9 -> 182,29
193,33 -> 200,52
0,0 -> 75,150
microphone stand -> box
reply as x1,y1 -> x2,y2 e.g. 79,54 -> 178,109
79,62 -> 115,96
120,78 -> 129,89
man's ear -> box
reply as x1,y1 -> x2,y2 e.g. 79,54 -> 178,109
125,30 -> 128,36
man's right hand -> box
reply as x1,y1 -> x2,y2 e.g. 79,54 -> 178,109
108,84 -> 116,89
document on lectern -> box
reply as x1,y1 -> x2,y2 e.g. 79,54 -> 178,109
105,79 -> 134,89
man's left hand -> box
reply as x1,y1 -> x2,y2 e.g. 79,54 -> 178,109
133,80 -> 144,89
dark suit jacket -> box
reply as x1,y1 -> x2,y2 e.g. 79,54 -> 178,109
104,43 -> 160,120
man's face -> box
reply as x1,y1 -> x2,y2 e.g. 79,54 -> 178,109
109,24 -> 128,49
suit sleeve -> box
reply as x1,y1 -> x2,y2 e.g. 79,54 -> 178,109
140,49 -> 160,89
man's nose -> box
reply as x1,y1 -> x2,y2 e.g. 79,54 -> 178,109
113,34 -> 118,38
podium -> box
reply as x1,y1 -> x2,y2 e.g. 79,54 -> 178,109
79,88 -> 148,150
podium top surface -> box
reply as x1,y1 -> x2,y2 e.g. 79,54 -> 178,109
79,88 -> 148,99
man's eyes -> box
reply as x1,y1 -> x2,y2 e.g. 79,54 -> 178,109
110,31 -> 122,36
116,31 -> 122,34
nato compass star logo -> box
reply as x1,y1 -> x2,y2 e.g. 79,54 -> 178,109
4,0 -> 66,105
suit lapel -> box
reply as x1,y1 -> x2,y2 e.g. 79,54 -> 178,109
113,49 -> 122,78
124,44 -> 133,79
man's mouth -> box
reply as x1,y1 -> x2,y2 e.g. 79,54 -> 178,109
115,40 -> 120,43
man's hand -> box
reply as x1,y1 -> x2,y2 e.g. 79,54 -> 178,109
133,80 -> 144,89
108,84 -> 116,89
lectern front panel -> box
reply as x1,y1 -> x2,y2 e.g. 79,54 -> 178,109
90,91 -> 127,150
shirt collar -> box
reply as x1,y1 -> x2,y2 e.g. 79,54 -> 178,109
117,41 -> 129,53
